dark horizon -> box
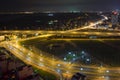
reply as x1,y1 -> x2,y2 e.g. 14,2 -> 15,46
0,0 -> 119,12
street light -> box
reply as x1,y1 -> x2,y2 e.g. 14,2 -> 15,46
73,54 -> 76,57
81,51 -> 85,54
39,63 -> 44,66
106,70 -> 109,73
64,57 -> 67,61
40,58 -> 43,61
57,69 -> 61,73
80,68 -> 83,71
57,64 -> 61,67
86,58 -> 90,62
68,52 -> 72,55
66,71 -> 69,74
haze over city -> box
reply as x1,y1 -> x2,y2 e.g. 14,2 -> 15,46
0,0 -> 119,12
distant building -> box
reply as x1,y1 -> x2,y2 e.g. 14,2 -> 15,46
111,10 -> 119,29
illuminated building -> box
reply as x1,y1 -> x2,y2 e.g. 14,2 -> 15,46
111,10 -> 119,29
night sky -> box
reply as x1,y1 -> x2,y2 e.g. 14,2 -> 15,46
0,0 -> 119,12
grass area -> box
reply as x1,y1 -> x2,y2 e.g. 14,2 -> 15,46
20,38 -> 120,67
74,40 -> 120,66
33,68 -> 57,80
20,39 -> 77,58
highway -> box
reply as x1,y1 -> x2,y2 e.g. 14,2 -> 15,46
0,15 -> 120,80
0,36 -> 120,80
0,41 -> 63,80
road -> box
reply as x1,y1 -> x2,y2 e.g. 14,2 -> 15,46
0,15 -> 120,80
0,37 -> 120,80
0,15 -> 119,37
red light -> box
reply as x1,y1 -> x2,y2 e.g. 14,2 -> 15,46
114,12 -> 117,15
112,11 -> 118,15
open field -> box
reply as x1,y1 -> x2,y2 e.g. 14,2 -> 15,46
20,38 -> 120,67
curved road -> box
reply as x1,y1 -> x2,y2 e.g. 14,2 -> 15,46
0,15 -> 120,80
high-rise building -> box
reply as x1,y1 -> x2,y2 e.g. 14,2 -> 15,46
111,10 -> 119,29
